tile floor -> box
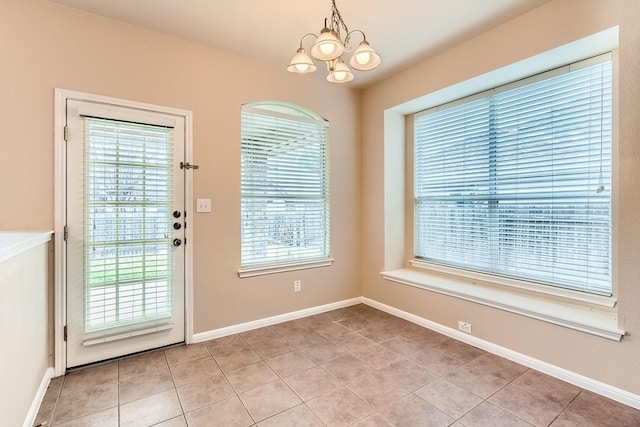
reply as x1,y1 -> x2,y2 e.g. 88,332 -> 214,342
34,304 -> 640,426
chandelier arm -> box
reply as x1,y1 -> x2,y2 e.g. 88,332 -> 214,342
299,33 -> 319,49
345,29 -> 366,49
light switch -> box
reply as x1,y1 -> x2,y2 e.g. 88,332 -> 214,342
196,198 -> 212,213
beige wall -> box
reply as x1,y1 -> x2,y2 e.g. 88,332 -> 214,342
361,0 -> 640,395
0,0 -> 361,333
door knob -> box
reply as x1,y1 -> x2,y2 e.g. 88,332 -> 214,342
173,211 -> 181,218
173,222 -> 182,230
173,238 -> 182,247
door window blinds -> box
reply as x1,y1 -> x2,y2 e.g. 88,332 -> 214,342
241,105 -> 330,268
84,117 -> 174,331
414,55 -> 612,295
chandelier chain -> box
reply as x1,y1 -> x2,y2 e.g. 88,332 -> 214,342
330,0 -> 350,40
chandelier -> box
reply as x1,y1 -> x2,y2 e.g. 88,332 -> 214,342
287,0 -> 381,83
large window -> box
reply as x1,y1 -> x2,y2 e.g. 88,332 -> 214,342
241,102 -> 330,270
414,54 -> 612,295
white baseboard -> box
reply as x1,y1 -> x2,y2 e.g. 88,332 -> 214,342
192,297 -> 362,343
362,297 -> 640,410
23,367 -> 54,427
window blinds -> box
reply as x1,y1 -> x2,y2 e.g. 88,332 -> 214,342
84,117 -> 174,331
414,55 -> 612,295
241,106 -> 329,268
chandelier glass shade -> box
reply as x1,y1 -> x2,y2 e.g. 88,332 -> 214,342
288,0 -> 381,83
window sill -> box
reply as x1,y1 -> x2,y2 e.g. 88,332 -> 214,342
238,258 -> 334,278
381,267 -> 624,341
410,259 -> 616,308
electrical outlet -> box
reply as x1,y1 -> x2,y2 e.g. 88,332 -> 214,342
293,280 -> 301,293
196,198 -> 211,213
458,321 -> 472,334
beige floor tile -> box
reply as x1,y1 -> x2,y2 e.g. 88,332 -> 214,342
337,315 -> 371,332
47,376 -> 65,397
306,386 -> 374,426
225,361 -> 279,393
250,335 -> 296,359
52,381 -> 118,425
466,353 -> 529,381
33,396 -> 56,426
283,329 -> 327,349
257,404 -> 324,427
550,410 -> 594,427
204,334 -> 248,355
436,339 -> 485,362
379,358 -> 437,391
511,369 -> 581,406
61,362 -> 118,396
324,307 -> 360,321
346,371 -> 409,409
313,322 -> 352,340
321,354 -> 376,383
53,406 -> 118,427
239,379 -> 302,422
445,364 -> 510,398
415,378 -> 483,418
34,378 -> 63,426
489,384 -> 565,426
265,350 -> 316,377
283,366 -> 341,401
358,326 -> 399,344
380,394 -> 453,427
380,335 -> 424,357
330,332 -> 376,353
350,413 -> 394,426
239,326 -> 280,345
119,366 -> 174,404
298,313 -> 333,329
557,390 -> 640,427
351,344 -> 404,370
300,340 -> 346,364
152,415 -> 188,427
184,395 -> 253,427
164,343 -> 210,366
214,346 -> 262,372
119,351 -> 168,380
408,346 -> 466,376
401,328 -> 449,347
459,401 -> 534,427
119,389 -> 182,427
269,320 -> 309,336
169,355 -> 221,387
176,374 -> 234,412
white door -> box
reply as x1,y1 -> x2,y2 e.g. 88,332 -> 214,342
65,99 -> 185,368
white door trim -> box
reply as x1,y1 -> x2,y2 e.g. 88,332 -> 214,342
53,88 -> 195,376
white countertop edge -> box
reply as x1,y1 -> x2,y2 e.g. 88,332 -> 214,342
0,231 -> 54,264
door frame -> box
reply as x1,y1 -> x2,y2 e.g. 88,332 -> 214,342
53,88 -> 195,376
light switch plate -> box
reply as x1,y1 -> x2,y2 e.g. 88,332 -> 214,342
196,198 -> 212,213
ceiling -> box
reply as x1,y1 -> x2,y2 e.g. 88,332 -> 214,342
47,0 -> 550,87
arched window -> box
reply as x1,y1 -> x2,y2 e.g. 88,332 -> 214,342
239,102 -> 331,274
